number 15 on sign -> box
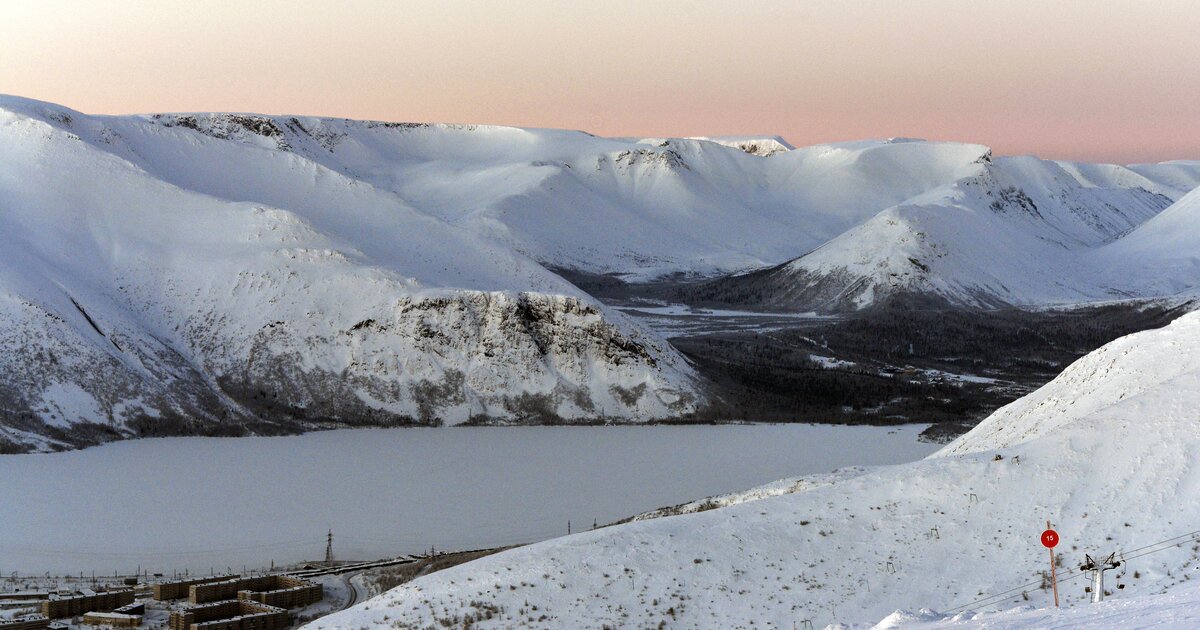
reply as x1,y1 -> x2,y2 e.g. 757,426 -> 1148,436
1042,522 -> 1060,607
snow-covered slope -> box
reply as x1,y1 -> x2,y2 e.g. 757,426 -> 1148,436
871,583 -> 1200,629
936,302 -> 1200,457
0,96 -> 700,452
1096,185 -> 1200,298
310,312 -> 1200,629
687,155 -> 1200,311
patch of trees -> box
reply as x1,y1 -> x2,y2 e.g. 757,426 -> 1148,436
668,301 -> 1191,437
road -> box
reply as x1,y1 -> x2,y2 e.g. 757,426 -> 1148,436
339,571 -> 366,611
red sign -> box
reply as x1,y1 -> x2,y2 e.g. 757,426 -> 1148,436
1041,529 -> 1060,548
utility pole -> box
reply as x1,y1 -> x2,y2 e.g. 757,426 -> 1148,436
325,529 -> 335,566
1080,553 -> 1121,603
1041,521 -> 1059,608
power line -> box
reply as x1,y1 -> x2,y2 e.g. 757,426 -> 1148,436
945,527 -> 1200,613
944,576 -> 1049,613
1118,532 -> 1200,561
1118,530 -> 1200,560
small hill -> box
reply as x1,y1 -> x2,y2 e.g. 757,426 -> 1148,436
308,312 -> 1200,628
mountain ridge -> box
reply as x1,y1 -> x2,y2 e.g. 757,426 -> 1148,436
3,93 -> 1199,452
682,153 -> 1200,311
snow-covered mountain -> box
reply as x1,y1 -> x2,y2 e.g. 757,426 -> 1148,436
8,96 -> 1192,303
0,96 -> 700,452
3,94 -> 1198,451
686,155 -> 1200,311
78,106 -> 1017,282
308,311 -> 1200,629
350,131 -> 994,280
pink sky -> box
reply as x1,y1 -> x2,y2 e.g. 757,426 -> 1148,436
3,0 -> 1198,163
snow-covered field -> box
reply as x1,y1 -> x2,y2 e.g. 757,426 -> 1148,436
310,312 -> 1200,629
0,424 -> 935,575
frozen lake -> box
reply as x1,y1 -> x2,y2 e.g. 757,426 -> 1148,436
0,424 -> 939,574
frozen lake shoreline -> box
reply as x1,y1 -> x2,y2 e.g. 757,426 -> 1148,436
0,424 -> 938,574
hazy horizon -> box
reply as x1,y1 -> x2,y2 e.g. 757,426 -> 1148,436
4,0 -> 1198,164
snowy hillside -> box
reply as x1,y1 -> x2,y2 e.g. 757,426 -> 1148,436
0,96 -> 700,452
309,312 -> 1200,629
686,155 -> 1200,311
870,584 -> 1200,629
937,300 -> 1200,457
1097,185 -> 1200,298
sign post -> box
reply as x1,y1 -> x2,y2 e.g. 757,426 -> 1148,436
1041,521 -> 1060,608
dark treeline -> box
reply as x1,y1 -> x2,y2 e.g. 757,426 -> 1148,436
669,301 -> 1191,440
813,302 -> 1189,374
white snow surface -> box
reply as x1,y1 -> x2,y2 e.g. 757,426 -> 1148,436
1098,185 -> 1200,297
0,95 -> 701,450
684,136 -> 796,156
868,584 -> 1200,629
310,312 -> 1200,629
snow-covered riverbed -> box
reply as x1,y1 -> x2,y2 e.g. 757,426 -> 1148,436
0,425 -> 937,574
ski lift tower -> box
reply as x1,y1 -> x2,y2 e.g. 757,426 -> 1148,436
1080,552 -> 1120,603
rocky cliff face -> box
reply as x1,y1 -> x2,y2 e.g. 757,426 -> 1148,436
0,290 -> 697,453
0,280 -> 696,454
